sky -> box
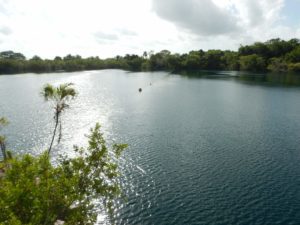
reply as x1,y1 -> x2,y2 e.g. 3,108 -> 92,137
0,0 -> 299,59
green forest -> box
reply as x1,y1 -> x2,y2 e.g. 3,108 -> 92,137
1,38 -> 300,74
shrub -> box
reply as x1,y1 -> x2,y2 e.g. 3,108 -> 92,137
0,123 -> 127,225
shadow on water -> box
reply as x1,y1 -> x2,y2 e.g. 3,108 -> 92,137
176,70 -> 300,87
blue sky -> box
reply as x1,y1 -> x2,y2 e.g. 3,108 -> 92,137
281,0 -> 300,26
0,0 -> 299,59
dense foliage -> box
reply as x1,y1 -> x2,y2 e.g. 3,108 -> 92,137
0,123 -> 127,225
1,38 -> 300,74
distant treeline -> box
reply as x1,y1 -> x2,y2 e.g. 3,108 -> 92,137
1,38 -> 300,74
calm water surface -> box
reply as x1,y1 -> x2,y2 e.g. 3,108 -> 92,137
1,70 -> 300,224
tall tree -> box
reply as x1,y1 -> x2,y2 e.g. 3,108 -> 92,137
41,83 -> 77,155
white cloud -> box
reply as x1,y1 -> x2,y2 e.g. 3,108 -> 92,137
0,25 -> 12,35
0,0 -> 298,58
152,0 -> 241,35
152,0 -> 300,50
152,0 -> 285,36
94,31 -> 119,43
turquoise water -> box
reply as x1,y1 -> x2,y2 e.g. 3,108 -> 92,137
1,70 -> 300,224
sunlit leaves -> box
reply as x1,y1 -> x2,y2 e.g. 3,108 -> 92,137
0,123 -> 127,224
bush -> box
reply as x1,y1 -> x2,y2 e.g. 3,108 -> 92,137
0,123 -> 127,225
267,58 -> 288,72
288,63 -> 300,72
239,54 -> 267,71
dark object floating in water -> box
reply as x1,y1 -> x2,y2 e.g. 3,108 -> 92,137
139,88 -> 142,92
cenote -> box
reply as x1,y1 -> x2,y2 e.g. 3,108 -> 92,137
1,70 -> 300,224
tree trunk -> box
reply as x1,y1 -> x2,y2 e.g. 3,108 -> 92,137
0,142 -> 6,161
48,112 -> 59,155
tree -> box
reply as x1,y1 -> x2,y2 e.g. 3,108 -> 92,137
31,55 -> 42,61
1,37 -> 300,75
267,58 -> 288,72
0,117 -> 9,161
149,50 -> 171,71
184,51 -> 201,70
0,51 -> 26,60
286,46 -> 300,63
167,53 -> 182,71
0,123 -> 127,224
0,85 -> 127,224
41,83 -> 77,155
288,62 -> 300,72
239,54 -> 266,71
123,54 -> 144,71
142,51 -> 148,59
222,51 -> 239,70
54,56 -> 62,61
204,50 -> 225,70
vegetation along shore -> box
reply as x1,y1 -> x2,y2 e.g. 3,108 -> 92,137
1,38 -> 300,75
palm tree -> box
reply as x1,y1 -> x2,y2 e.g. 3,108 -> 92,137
41,83 -> 77,155
0,117 -> 9,160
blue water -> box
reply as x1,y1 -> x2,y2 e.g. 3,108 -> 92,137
1,70 -> 300,224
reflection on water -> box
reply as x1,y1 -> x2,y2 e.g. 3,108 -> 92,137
178,70 -> 300,86
1,70 -> 300,224
237,72 -> 300,86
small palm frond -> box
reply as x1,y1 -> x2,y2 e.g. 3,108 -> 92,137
58,83 -> 76,100
42,83 -> 77,103
41,84 -> 56,101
